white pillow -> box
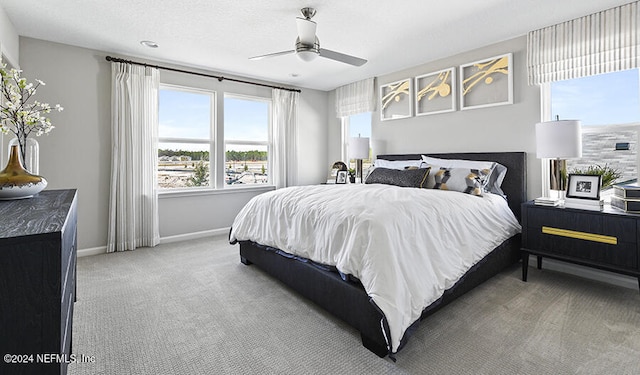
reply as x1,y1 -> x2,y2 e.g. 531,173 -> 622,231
373,159 -> 425,170
421,155 -> 507,196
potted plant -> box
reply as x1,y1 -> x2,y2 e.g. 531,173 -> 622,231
348,168 -> 356,183
569,163 -> 621,189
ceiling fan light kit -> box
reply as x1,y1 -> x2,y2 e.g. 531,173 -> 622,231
250,7 -> 367,67
295,38 -> 319,61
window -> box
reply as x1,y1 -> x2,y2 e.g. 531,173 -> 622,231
342,112 -> 372,172
549,68 -> 640,187
158,86 -> 214,189
224,95 -> 270,187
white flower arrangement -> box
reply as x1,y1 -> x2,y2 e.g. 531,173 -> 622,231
0,59 -> 63,163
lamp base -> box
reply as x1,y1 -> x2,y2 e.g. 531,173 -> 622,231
355,159 -> 364,183
549,159 -> 567,191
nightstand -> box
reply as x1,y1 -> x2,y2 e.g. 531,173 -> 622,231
521,201 -> 640,291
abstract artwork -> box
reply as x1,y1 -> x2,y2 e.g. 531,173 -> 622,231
414,68 -> 456,116
380,79 -> 412,121
460,53 -> 513,110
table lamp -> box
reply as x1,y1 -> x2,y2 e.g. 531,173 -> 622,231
535,119 -> 582,203
349,136 -> 370,183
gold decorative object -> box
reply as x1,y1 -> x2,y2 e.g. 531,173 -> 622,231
381,80 -> 410,110
380,79 -> 412,121
0,145 -> 48,200
462,55 -> 509,95
417,70 -> 451,102
415,68 -> 456,116
459,53 -> 513,110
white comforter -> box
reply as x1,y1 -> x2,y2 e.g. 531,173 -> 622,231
229,184 -> 521,353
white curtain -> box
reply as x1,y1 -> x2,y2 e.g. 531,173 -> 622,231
271,89 -> 299,189
335,77 -> 376,118
528,1 -> 640,85
107,62 -> 160,252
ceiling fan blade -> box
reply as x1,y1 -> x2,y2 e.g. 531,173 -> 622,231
249,50 -> 295,60
296,17 -> 317,45
319,48 -> 367,66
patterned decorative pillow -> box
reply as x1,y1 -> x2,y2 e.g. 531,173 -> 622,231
432,167 -> 491,196
422,155 -> 508,196
365,167 -> 431,188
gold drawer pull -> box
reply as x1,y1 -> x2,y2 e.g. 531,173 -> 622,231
542,226 -> 618,245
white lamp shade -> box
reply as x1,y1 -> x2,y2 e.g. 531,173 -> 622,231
535,120 -> 582,159
349,137 -> 370,159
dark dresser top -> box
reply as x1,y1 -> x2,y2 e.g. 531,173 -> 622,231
0,189 -> 77,241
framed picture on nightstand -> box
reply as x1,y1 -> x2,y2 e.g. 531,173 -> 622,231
336,170 -> 348,184
566,174 -> 602,200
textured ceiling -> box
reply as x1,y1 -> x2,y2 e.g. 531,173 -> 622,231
0,0 -> 632,91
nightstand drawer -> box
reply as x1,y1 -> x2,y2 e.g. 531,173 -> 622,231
527,209 -> 636,243
527,229 -> 638,269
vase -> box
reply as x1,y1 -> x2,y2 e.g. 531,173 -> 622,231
0,145 -> 47,200
8,137 -> 39,174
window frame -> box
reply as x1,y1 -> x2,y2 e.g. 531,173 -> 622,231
158,84 -> 216,191
341,113 -> 373,164
223,93 -> 272,188
542,70 -> 640,197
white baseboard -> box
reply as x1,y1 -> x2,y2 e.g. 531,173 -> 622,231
76,227 -> 231,258
159,227 -> 230,244
78,246 -> 108,258
528,255 -> 638,290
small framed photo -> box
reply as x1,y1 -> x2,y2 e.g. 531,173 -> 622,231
336,170 -> 348,184
327,161 -> 347,184
566,174 -> 602,200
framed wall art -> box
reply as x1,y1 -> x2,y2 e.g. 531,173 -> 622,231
414,68 -> 456,116
380,78 -> 412,121
459,53 -> 513,110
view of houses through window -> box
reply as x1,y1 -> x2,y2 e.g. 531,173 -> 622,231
550,68 -> 640,188
158,86 -> 213,189
223,95 -> 270,187
158,87 -> 271,189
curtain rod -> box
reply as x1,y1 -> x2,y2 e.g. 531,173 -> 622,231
105,56 -> 301,93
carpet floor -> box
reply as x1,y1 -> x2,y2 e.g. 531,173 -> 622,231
68,235 -> 640,375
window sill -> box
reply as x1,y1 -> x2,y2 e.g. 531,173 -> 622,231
158,185 -> 275,199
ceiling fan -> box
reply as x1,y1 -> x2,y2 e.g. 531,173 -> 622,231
249,7 -> 367,67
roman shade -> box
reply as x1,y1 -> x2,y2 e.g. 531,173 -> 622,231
335,77 -> 376,118
527,1 -> 640,85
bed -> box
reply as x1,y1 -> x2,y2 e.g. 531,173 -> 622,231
229,152 -> 527,358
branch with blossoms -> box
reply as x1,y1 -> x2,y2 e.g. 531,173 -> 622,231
0,60 -> 63,163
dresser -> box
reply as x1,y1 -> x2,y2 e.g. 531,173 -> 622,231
0,189 -> 78,375
521,201 -> 640,290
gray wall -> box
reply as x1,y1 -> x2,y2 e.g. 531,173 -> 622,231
18,37 -> 329,250
328,36 -> 542,199
0,5 -> 19,67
